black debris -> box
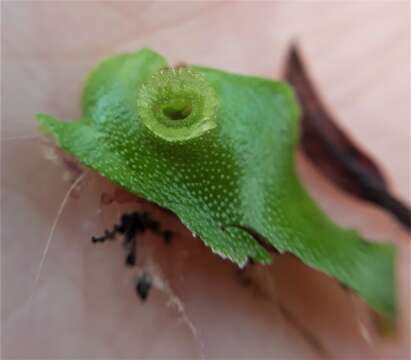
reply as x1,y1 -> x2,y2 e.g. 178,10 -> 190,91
136,272 -> 153,301
92,211 -> 174,267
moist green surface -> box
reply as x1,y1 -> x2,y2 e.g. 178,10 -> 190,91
37,48 -> 396,318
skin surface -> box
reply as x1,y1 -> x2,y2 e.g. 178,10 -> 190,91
1,1 -> 410,359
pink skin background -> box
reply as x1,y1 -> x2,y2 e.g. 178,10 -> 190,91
1,1 -> 410,359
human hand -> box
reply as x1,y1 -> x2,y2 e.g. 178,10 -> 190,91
2,2 -> 409,358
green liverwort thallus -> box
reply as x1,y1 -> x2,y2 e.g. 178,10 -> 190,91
37,49 -> 396,319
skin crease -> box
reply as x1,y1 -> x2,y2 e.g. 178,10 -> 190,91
1,1 -> 409,359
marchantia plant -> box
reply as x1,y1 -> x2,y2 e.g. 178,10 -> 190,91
36,48 -> 396,319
